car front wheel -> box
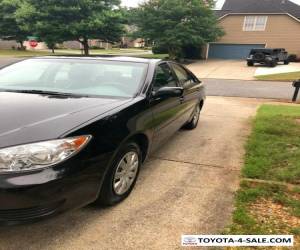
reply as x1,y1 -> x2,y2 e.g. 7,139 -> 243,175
96,142 -> 141,206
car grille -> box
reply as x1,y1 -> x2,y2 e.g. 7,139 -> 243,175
0,201 -> 64,222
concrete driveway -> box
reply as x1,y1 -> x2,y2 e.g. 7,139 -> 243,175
0,97 -> 260,250
188,59 -> 256,80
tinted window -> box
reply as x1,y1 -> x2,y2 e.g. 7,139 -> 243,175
171,64 -> 195,88
153,63 -> 177,91
0,59 -> 148,98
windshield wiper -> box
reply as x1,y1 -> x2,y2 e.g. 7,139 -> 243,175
0,89 -> 90,97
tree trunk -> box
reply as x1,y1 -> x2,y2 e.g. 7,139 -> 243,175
18,41 -> 25,50
81,38 -> 89,56
51,47 -> 55,54
168,47 -> 177,60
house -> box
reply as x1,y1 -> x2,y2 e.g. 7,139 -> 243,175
121,37 -> 145,48
205,0 -> 300,59
0,39 -> 112,51
62,40 -> 112,50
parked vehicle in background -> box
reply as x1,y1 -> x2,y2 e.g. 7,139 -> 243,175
0,57 -> 205,225
247,48 -> 289,67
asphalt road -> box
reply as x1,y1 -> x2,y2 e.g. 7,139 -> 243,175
0,57 -> 22,68
203,78 -> 294,101
0,97 -> 260,250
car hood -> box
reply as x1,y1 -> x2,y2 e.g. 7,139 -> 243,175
0,92 -> 130,148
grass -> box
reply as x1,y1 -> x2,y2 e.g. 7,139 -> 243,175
227,104 -> 300,244
228,182 -> 300,236
0,49 -> 65,57
133,53 -> 169,59
243,105 -> 300,183
256,71 -> 300,81
0,48 -> 153,58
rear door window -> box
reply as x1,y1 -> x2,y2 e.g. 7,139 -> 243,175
171,63 -> 196,88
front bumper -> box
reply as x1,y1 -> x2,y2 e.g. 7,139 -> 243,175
0,152 -> 106,225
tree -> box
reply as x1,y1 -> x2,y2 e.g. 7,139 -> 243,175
18,0 -> 125,55
0,0 -> 29,49
132,0 -> 224,59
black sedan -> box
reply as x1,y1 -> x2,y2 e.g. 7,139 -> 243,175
0,56 -> 205,225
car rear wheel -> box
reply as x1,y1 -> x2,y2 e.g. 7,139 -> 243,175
267,58 -> 277,67
96,142 -> 141,206
183,104 -> 201,130
284,60 -> 290,65
247,61 -> 254,66
271,60 -> 277,67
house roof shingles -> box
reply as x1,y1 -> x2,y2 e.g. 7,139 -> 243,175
220,0 -> 300,19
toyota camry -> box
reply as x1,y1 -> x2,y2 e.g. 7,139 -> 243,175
0,56 -> 205,225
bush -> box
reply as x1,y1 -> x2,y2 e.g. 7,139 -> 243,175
152,44 -> 168,54
182,45 -> 202,59
17,46 -> 26,51
90,46 -> 105,50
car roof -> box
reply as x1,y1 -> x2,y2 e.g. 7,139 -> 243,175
32,56 -> 162,64
251,48 -> 285,51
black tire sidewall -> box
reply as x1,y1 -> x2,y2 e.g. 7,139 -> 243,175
97,142 -> 142,206
184,104 -> 201,130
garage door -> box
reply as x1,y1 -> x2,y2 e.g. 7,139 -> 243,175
208,44 -> 265,59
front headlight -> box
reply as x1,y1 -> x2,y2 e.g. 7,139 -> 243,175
0,135 -> 92,173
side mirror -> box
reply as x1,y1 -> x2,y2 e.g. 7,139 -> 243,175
152,87 -> 184,98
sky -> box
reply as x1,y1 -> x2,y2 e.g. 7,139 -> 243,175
121,0 -> 300,9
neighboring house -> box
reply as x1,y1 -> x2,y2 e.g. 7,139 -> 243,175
0,39 -> 112,51
0,39 -> 48,50
121,37 -> 145,48
121,25 -> 145,48
0,39 -> 18,49
205,0 -> 300,59
62,40 -> 112,50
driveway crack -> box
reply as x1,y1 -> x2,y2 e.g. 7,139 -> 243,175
149,156 -> 240,172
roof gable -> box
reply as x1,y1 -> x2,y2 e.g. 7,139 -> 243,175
221,0 -> 300,18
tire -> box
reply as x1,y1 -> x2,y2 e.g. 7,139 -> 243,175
247,61 -> 254,66
284,59 -> 290,65
96,142 -> 142,206
183,103 -> 202,130
267,59 -> 277,67
271,60 -> 277,67
253,53 -> 265,61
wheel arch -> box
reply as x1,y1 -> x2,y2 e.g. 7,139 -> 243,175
126,133 -> 150,162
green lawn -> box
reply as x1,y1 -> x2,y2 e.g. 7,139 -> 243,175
133,53 -> 169,59
244,105 -> 300,183
0,49 -> 64,57
227,105 -> 300,245
0,48 -> 153,58
256,71 -> 300,81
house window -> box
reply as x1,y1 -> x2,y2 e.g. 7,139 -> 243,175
243,16 -> 268,31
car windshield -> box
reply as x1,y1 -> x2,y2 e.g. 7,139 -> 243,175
0,58 -> 148,98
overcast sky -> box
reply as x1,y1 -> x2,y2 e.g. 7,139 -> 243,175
121,0 -> 300,9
